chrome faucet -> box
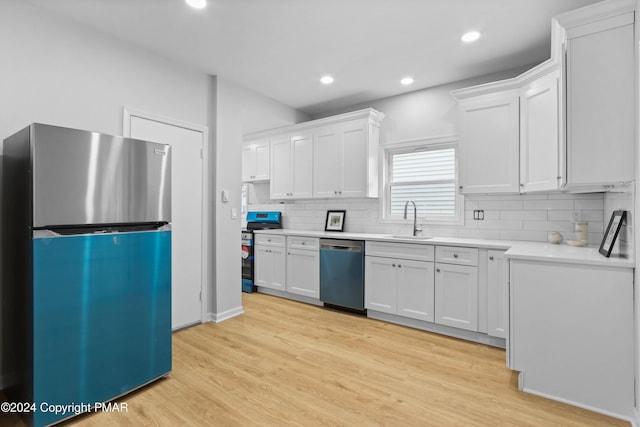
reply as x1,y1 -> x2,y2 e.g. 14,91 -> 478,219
403,200 -> 422,236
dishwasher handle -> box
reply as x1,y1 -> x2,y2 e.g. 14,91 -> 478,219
320,239 -> 363,252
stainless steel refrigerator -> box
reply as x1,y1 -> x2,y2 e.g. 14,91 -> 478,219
2,124 -> 172,427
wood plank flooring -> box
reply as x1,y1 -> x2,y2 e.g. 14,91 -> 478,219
1,292 -> 630,426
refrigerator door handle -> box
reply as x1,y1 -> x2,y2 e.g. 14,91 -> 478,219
33,229 -> 62,238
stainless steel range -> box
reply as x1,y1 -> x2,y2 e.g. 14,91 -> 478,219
242,211 -> 282,293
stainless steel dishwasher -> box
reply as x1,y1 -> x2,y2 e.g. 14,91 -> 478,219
319,239 -> 365,313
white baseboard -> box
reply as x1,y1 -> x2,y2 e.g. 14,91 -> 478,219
206,306 -> 244,323
518,373 -> 634,425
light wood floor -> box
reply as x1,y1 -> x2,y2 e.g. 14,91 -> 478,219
1,292 -> 630,426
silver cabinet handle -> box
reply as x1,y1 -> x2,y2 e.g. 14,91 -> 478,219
392,264 -> 396,267
489,256 -> 494,261
453,254 -> 458,258
436,269 -> 441,273
398,264 -> 401,268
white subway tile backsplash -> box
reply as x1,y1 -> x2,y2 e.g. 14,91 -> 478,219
523,199 -> 575,210
500,210 -> 547,221
478,200 -> 523,210
574,199 -> 604,210
249,192 -> 622,247
523,221 -> 575,232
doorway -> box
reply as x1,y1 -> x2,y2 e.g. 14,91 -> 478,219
123,108 -> 208,330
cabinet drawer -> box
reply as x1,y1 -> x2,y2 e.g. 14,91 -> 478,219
366,241 -> 434,262
436,246 -> 478,266
255,234 -> 286,247
287,236 -> 319,251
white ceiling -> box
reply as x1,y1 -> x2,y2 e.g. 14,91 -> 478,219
26,0 -> 601,116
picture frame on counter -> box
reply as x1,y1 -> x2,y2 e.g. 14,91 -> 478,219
599,210 -> 626,257
325,210 -> 346,232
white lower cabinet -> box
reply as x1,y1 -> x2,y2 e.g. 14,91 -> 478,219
365,242 -> 435,322
254,245 -> 286,291
286,237 -> 319,298
365,256 -> 434,321
254,235 -> 286,291
364,256 -> 397,314
434,263 -> 478,331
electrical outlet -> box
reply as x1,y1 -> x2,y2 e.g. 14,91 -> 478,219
571,210 -> 582,222
473,210 -> 485,220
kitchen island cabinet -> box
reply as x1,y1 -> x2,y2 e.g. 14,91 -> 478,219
508,258 -> 633,420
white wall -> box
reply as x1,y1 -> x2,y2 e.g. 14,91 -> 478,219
0,0 -> 308,386
207,77 -> 307,320
0,1 -> 209,141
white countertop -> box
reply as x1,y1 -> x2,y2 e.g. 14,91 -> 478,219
253,229 -> 634,268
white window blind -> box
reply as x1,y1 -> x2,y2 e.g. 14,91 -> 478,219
388,147 -> 458,219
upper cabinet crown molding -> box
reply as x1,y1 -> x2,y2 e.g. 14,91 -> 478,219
450,60 -> 560,101
553,0 -> 634,29
244,108 -> 385,142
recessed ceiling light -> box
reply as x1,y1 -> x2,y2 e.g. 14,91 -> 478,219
461,31 -> 481,43
400,77 -> 414,86
185,0 -> 207,9
320,75 -> 334,85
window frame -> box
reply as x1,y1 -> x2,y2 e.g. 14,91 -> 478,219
381,136 -> 464,226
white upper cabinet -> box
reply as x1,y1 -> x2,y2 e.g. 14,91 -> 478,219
245,109 -> 383,201
314,119 -> 378,198
520,68 -> 563,192
453,0 -> 635,195
269,135 -> 294,199
457,89 -> 520,194
269,133 -> 313,200
563,9 -> 634,190
242,140 -> 270,182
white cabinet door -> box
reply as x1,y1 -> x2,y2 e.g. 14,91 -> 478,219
565,15 -> 634,189
242,141 -> 270,182
397,259 -> 435,322
270,137 -> 292,199
340,120 -> 368,198
314,120 -> 370,198
458,90 -> 520,194
314,126 -> 342,198
254,143 -> 270,181
364,256 -> 397,314
291,133 -> 313,198
270,246 -> 287,291
286,248 -> 319,298
487,250 -> 508,339
254,245 -> 286,291
520,69 -> 563,192
242,144 -> 257,182
435,263 -> 479,331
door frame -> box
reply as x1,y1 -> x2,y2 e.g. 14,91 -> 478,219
122,106 -> 209,327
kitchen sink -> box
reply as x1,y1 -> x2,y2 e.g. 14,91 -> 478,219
387,235 -> 432,240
